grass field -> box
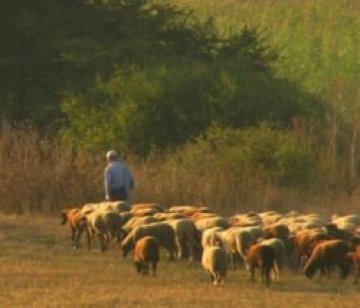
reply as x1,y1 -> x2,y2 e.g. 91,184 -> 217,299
1,214 -> 360,307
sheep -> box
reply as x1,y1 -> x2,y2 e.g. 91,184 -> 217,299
303,239 -> 351,280
258,211 -> 283,226
84,209 -> 124,251
290,229 -> 330,271
201,227 -> 224,250
60,208 -> 86,248
344,245 -> 360,284
190,212 -> 219,220
246,243 -> 275,287
240,226 -> 264,242
79,202 -> 99,215
165,219 -> 201,262
121,216 -> 160,236
262,224 -> 290,242
79,201 -> 129,215
332,214 -> 360,227
216,228 -> 254,269
101,201 -> 130,212
260,238 -> 287,281
230,213 -> 262,227
121,222 -> 177,261
131,203 -> 164,213
168,205 -> 198,213
131,207 -> 159,217
133,236 -> 160,277
202,245 -> 228,286
154,212 -> 187,221
194,217 -> 229,232
324,223 -> 353,241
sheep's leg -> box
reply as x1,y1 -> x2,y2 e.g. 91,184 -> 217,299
98,234 -> 106,252
339,263 -> 348,280
212,272 -> 219,286
71,226 -> 76,243
167,248 -> 176,262
273,261 -> 280,282
251,267 -> 255,283
261,266 -> 265,283
152,261 -> 157,277
234,253 -> 242,269
175,237 -> 183,260
187,239 -> 195,263
85,227 -> 92,251
294,254 -> 301,272
220,272 -> 226,285
230,252 -> 237,270
226,251 -> 236,270
264,266 -> 271,287
74,227 -> 84,249
135,262 -> 141,274
354,268 -> 360,284
209,273 -> 214,285
144,262 -> 149,276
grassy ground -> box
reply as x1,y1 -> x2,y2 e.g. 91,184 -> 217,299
1,214 -> 360,307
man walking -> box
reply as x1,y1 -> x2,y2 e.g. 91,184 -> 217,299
104,150 -> 134,202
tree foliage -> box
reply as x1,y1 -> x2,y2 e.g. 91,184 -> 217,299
1,0 -> 323,154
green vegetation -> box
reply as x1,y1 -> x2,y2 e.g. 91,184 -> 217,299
0,0 -> 358,213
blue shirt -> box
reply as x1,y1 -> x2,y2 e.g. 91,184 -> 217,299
104,160 -> 134,200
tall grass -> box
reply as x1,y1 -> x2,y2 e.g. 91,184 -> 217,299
0,124 -> 103,214
1,125 -> 358,216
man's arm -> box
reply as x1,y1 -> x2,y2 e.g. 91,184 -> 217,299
104,167 -> 112,200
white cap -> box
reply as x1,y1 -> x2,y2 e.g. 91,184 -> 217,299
106,150 -> 118,159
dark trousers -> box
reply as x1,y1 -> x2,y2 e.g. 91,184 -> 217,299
109,187 -> 128,201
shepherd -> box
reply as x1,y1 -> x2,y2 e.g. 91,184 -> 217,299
104,149 -> 134,203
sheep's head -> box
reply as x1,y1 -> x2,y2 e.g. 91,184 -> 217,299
60,210 -> 68,225
121,235 -> 134,258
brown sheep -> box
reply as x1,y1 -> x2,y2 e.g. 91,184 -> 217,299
121,222 -> 177,261
263,224 -> 290,242
134,236 -> 160,277
246,243 -> 275,287
60,208 -> 86,248
290,229 -> 330,271
303,239 -> 351,279
324,223 -> 353,241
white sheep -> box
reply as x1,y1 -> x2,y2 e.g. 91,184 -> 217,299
260,238 -> 287,282
165,218 -> 201,262
202,245 -> 228,286
194,217 -> 229,232
84,209 -> 124,251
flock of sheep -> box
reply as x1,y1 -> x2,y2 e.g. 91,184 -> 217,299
60,201 -> 360,287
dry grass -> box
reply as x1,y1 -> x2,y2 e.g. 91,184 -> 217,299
3,126 -> 360,218
1,214 -> 360,307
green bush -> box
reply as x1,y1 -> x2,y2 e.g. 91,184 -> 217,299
170,124 -> 317,188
